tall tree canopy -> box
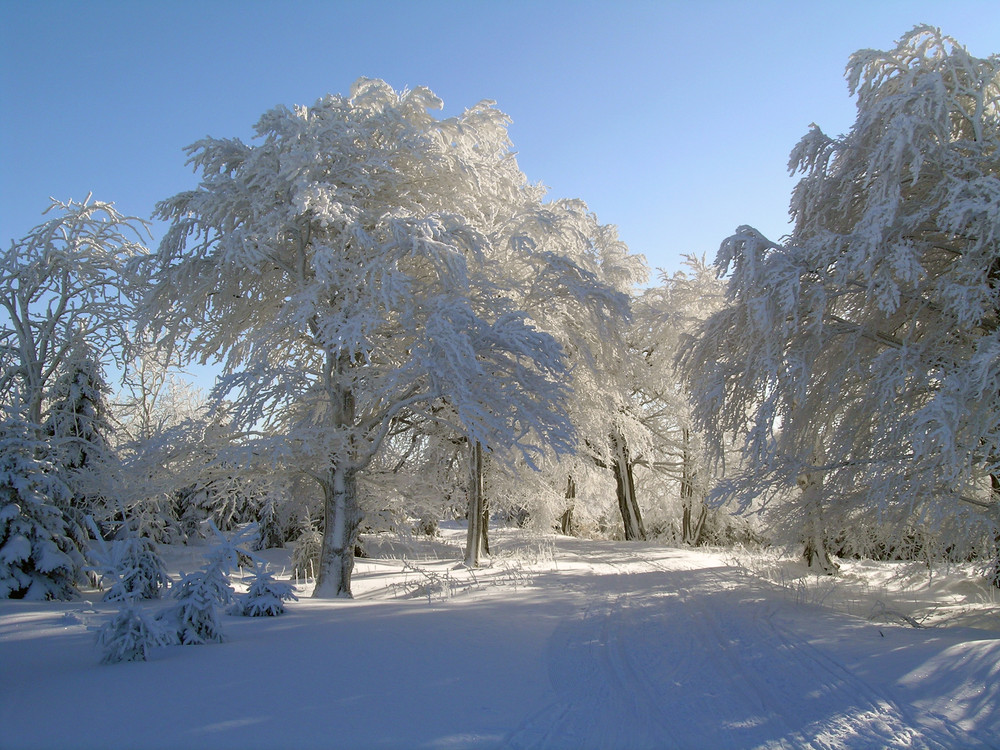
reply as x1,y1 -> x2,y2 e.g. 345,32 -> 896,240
144,79 -> 616,596
684,27 -> 1000,571
0,198 -> 147,426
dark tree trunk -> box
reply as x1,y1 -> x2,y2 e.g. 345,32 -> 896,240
464,441 -> 488,567
560,476 -> 576,535
610,430 -> 645,541
680,428 -> 708,545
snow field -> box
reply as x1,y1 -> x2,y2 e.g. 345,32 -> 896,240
1,527 -> 998,749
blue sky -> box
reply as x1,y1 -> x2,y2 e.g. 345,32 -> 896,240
2,1 -> 998,277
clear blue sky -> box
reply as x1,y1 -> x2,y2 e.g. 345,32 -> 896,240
2,1 -> 998,277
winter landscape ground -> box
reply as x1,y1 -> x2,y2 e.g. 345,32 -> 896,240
2,524 -> 998,750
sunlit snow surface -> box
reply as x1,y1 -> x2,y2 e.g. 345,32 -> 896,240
2,525 -> 998,749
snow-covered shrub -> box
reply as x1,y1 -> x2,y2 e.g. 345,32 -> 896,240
291,527 -> 322,581
88,523 -> 170,602
232,564 -> 297,616
96,599 -> 176,664
165,565 -> 232,645
160,522 -> 255,644
0,419 -> 82,600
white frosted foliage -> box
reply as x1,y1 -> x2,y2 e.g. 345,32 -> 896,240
683,27 -> 1000,568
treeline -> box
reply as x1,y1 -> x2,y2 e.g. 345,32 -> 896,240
2,26 -> 997,600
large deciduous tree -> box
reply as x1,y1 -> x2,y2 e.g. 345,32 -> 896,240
684,27 -> 1000,573
0,198 -> 147,426
144,79 -> 578,597
632,256 -> 727,544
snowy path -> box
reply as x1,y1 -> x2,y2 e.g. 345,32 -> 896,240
2,535 -> 998,749
502,542 -> 991,749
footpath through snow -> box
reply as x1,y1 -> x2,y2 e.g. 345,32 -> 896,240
1,530 -> 998,749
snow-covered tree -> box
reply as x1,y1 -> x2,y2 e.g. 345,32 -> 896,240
0,197 -> 147,426
45,342 -> 119,540
87,518 -> 170,602
467,202 -> 644,545
0,418 -> 81,599
96,598 -> 176,664
520,207 -> 645,542
631,256 -> 729,544
167,565 -> 231,645
162,523 -> 253,644
684,27 -> 1000,573
143,79 -> 579,597
231,563 -> 297,616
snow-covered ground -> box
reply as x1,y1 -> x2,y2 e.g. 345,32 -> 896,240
2,524 -> 998,749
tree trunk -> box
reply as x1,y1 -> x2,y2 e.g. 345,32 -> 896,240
610,430 -> 645,541
464,441 -> 488,568
680,428 -> 708,545
682,503 -> 709,547
798,465 -> 838,575
990,473 -> 1000,589
313,350 -> 365,598
560,476 -> 576,535
314,464 -> 362,598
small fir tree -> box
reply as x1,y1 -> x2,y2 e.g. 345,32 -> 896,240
161,522 -> 256,644
0,419 -> 81,599
253,496 -> 285,551
44,343 -> 118,537
96,590 -> 176,664
87,518 -> 170,601
232,563 -> 297,616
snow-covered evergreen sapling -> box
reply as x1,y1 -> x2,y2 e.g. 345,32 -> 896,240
95,589 -> 177,664
161,522 -> 257,644
0,419 -> 81,600
232,562 -> 297,616
87,518 -> 170,601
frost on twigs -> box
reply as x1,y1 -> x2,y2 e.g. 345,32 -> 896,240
0,197 -> 148,429
291,526 -> 322,583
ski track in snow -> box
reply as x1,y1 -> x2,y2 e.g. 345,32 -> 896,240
2,533 -> 997,750
501,543 -> 989,750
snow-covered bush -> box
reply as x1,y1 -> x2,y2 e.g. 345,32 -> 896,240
160,523 -> 255,644
232,564 -> 297,616
0,419 -> 81,600
96,599 -> 176,664
88,522 -> 170,602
